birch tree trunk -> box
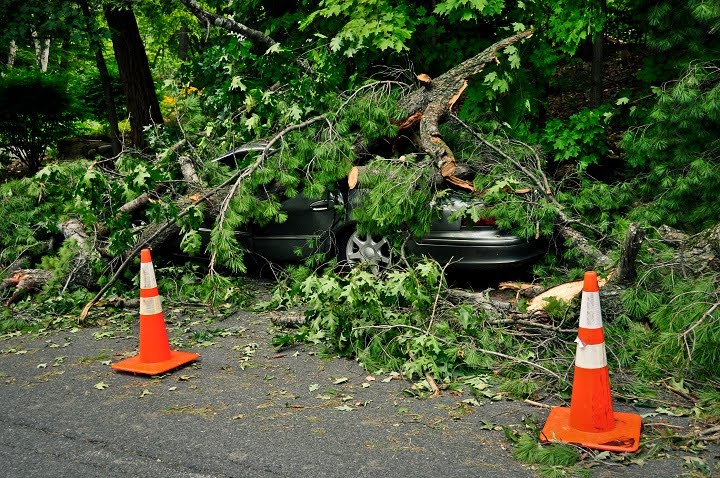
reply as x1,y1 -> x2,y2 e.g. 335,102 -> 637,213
7,40 -> 17,67
32,31 -> 50,72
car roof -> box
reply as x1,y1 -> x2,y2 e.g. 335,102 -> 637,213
211,141 -> 276,164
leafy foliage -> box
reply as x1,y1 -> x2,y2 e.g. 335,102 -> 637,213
0,177 -> 63,267
301,0 -> 416,56
270,260 -> 570,386
2,0 -> 720,444
541,106 -> 611,172
623,63 -> 720,231
0,71 -> 78,172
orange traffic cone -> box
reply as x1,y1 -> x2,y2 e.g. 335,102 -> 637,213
111,249 -> 199,375
540,271 -> 641,452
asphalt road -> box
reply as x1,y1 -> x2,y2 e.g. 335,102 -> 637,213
0,307 -> 716,478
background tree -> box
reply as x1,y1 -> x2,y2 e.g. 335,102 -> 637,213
104,4 -> 163,150
79,0 -> 122,156
0,71 -> 77,173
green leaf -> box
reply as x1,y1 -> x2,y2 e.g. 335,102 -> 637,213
264,43 -> 283,55
230,76 -> 247,91
329,36 -> 343,52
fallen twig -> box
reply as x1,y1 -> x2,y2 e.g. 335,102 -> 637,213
425,373 -> 441,397
524,399 -> 552,409
643,422 -> 685,430
663,383 -> 698,403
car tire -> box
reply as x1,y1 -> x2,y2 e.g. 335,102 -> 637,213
338,229 -> 392,273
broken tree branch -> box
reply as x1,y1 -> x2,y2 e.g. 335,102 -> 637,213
209,114 -> 329,273
180,0 -> 276,49
1,269 -> 52,306
399,30 -> 533,191
78,163 -> 264,324
616,222 -> 644,284
179,0 -> 312,74
451,114 -> 614,270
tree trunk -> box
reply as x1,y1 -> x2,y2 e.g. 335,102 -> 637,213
32,31 -> 50,72
58,36 -> 70,71
104,5 -> 163,150
616,222 -> 644,284
590,0 -> 606,108
178,24 -> 189,61
7,40 -> 17,67
79,0 -> 123,156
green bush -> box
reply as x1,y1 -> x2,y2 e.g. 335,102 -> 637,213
0,70 -> 77,173
541,106 -> 610,172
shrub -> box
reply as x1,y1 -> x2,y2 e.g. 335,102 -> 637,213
0,70 -> 76,173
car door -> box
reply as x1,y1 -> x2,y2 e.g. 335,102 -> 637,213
250,193 -> 341,261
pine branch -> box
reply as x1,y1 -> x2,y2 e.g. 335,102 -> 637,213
209,114 -> 330,273
78,163 -> 268,324
451,114 -> 614,270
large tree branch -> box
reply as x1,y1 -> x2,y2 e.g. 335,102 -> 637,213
451,114 -> 615,271
399,31 -> 533,189
179,0 -> 312,73
179,0 -> 276,49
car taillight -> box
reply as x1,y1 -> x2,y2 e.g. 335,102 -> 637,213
462,217 -> 496,227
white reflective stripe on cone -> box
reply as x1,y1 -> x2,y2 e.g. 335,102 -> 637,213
140,262 -> 158,289
578,292 -> 603,329
140,295 -> 162,315
574,343 -> 607,369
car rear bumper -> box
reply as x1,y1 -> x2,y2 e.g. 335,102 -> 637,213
407,228 -> 546,269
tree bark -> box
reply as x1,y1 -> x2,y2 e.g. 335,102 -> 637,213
79,0 -> 123,156
660,223 -> 720,278
104,5 -> 163,150
58,219 -> 97,289
616,222 -> 644,284
2,270 -> 52,306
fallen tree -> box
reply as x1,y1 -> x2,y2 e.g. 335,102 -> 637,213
0,16 -> 715,331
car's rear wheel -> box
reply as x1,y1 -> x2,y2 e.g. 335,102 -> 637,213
341,230 -> 392,272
